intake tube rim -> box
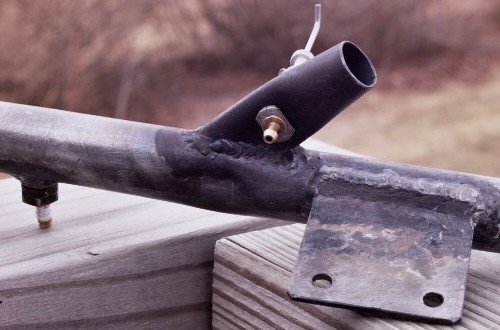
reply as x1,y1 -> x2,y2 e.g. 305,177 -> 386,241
339,41 -> 377,88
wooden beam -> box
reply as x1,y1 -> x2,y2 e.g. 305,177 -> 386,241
213,224 -> 500,329
0,179 -> 286,328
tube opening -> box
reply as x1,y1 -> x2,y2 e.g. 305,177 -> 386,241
341,42 -> 376,87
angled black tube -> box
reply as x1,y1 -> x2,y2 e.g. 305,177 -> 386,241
200,41 -> 376,147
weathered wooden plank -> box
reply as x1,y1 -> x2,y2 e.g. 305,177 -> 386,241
0,179 -> 287,329
213,225 -> 500,329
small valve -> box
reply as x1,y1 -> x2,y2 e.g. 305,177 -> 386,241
256,106 -> 295,144
280,4 -> 321,74
262,115 -> 286,144
21,183 -> 58,229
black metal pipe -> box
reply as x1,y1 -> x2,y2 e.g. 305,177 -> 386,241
1,101 -> 500,252
0,41 -> 500,253
200,41 -> 376,147
0,101 -> 310,221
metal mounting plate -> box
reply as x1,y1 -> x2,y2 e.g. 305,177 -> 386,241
289,196 -> 475,323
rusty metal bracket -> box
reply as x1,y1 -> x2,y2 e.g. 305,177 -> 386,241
289,195 -> 474,323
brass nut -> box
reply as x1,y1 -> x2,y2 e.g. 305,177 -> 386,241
262,115 -> 287,144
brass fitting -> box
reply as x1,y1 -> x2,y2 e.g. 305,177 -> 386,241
262,115 -> 287,144
256,105 -> 294,144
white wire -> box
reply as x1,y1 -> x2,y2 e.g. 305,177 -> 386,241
305,4 -> 321,53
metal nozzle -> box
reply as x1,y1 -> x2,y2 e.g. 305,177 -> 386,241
262,116 -> 286,144
36,205 -> 53,229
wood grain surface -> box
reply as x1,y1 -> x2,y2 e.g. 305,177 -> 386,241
213,224 -> 500,330
0,178 -> 285,329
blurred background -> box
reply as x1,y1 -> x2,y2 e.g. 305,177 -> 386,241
0,0 -> 499,178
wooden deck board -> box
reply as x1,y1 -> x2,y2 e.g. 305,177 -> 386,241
213,224 -> 500,330
0,179 -> 287,328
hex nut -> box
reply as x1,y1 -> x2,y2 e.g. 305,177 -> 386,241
22,183 -> 59,207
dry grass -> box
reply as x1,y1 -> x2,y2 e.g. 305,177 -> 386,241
0,1 -> 499,180
315,70 -> 500,176
0,1 -> 498,123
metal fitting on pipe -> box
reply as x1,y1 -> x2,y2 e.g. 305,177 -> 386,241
21,183 -> 58,228
36,205 -> 52,229
262,116 -> 286,144
256,105 -> 294,144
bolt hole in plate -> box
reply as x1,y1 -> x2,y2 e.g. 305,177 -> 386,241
423,292 -> 444,308
312,273 -> 333,289
289,196 -> 474,323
